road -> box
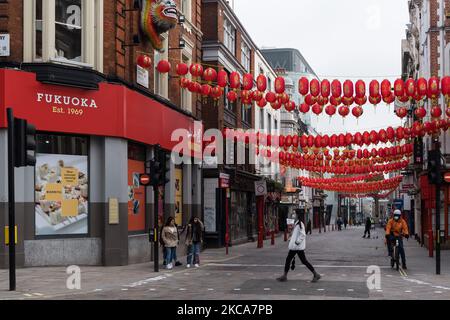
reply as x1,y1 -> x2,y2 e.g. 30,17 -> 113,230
1,226 -> 449,300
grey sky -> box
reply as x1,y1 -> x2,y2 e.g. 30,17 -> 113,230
234,0 -> 410,134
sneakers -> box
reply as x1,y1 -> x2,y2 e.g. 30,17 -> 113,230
166,263 -> 173,270
194,264 -> 200,268
311,272 -> 321,283
276,274 -> 287,282
186,264 -> 191,268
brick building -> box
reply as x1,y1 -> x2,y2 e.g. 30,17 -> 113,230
201,0 -> 262,246
0,0 -> 204,267
402,0 -> 450,250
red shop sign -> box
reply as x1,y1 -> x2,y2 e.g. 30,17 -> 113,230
0,69 -> 201,156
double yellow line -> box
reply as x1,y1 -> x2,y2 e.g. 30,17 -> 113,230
399,267 -> 408,277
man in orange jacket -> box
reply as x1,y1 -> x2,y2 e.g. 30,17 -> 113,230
386,210 -> 409,269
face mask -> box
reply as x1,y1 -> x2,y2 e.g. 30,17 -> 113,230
394,216 -> 400,221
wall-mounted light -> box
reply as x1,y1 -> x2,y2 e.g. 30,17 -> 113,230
178,14 -> 186,24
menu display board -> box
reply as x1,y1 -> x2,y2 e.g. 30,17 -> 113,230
35,154 -> 88,236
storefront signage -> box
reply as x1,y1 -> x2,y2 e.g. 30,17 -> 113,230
255,180 -> 267,196
445,172 -> 450,183
44,183 -> 63,201
139,174 -> 151,186
61,168 -> 79,186
219,173 -> 230,188
136,65 -> 149,88
0,34 -> 10,56
109,198 -> 119,225
0,69 -> 199,156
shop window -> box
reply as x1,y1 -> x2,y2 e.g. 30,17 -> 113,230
128,143 -> 147,233
24,0 -> 103,71
35,134 -> 89,237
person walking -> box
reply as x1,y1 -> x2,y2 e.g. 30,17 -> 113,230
337,217 -> 343,231
276,214 -> 321,283
185,216 -> 204,268
343,217 -> 348,230
161,217 -> 179,270
362,217 -> 372,238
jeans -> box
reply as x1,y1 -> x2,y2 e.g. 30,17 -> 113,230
284,250 -> 315,274
388,236 -> 406,266
187,242 -> 201,265
364,228 -> 371,238
165,247 -> 177,265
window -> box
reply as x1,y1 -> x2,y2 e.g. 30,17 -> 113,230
181,54 -> 192,112
35,134 -> 89,237
259,109 -> 264,130
242,104 -> 251,124
154,35 -> 169,98
241,42 -> 251,72
224,71 -> 234,112
25,0 -> 103,70
224,18 -> 236,55
181,0 -> 192,22
268,114 -> 272,134
268,77 -> 272,91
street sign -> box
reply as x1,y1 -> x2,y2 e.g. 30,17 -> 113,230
255,180 -> 267,196
139,174 -> 151,186
219,173 -> 230,188
444,172 -> 450,183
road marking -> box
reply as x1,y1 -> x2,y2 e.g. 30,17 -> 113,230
149,288 -> 156,291
317,289 -> 325,291
405,290 -> 412,293
435,291 -> 443,294
33,293 -> 43,296
121,289 -> 128,291
233,288 -> 241,291
23,294 -> 32,297
206,263 -> 390,269
377,290 -> 383,293
347,289 -> 354,292
207,288 -> 214,291
291,288 -> 298,291
264,288 -> 271,291
93,289 -> 103,292
179,288 -> 187,291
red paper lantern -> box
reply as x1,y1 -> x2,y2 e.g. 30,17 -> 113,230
188,81 -> 201,93
381,80 -> 392,98
394,79 -> 405,97
242,73 -> 254,91
310,79 -> 320,97
338,106 -> 350,118
370,130 -> 379,144
396,107 -> 408,119
325,105 -> 337,117
230,72 -> 241,89
285,101 -> 296,112
300,103 -> 310,114
265,92 -> 277,103
398,94 -> 409,103
305,94 -> 317,106
257,74 -> 267,92
355,80 -> 366,98
369,80 -> 380,98
317,95 -> 328,106
180,78 -> 190,89
383,94 -> 395,105
241,90 -> 252,105
354,132 -> 363,146
217,70 -> 228,88
252,91 -> 264,102
441,76 -> 450,97
227,90 -> 238,103
345,133 -> 353,145
446,107 -> 450,118
299,77 -> 309,96
417,78 -> 428,97
275,76 -> 286,94
257,98 -> 267,108
331,80 -> 342,98
210,86 -> 223,100
343,80 -> 354,98
321,80 -> 331,97
312,104 -> 323,116
431,106 -> 443,118
414,107 -> 427,119
405,79 -> 416,97
203,68 -> 217,83
428,77 -> 440,99
352,106 -> 364,119
156,60 -> 171,73
137,54 -> 152,69
342,97 -> 354,106
271,100 -> 282,110
190,63 -> 203,77
369,95 -> 382,106
330,96 -> 342,106
355,96 -> 367,106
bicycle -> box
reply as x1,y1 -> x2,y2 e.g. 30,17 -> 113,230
390,236 -> 401,271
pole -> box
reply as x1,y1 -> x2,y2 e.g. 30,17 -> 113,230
154,186 -> 159,273
257,196 -> 264,248
7,108 -> 16,291
225,189 -> 229,255
435,141 -> 441,275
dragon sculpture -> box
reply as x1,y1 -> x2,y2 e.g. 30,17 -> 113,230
140,0 -> 179,51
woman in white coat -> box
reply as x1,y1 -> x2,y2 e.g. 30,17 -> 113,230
277,215 -> 321,282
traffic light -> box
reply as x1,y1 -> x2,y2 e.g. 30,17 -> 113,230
149,158 -> 162,188
14,118 -> 36,167
428,149 -> 443,185
158,149 -> 171,186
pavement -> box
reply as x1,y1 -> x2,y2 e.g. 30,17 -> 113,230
1,226 -> 450,300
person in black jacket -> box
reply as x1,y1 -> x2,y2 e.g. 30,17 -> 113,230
362,217 -> 372,238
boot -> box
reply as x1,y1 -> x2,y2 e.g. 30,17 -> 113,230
311,272 -> 321,283
276,273 -> 288,282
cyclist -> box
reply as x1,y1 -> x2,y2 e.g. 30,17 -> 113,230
385,210 -> 409,270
